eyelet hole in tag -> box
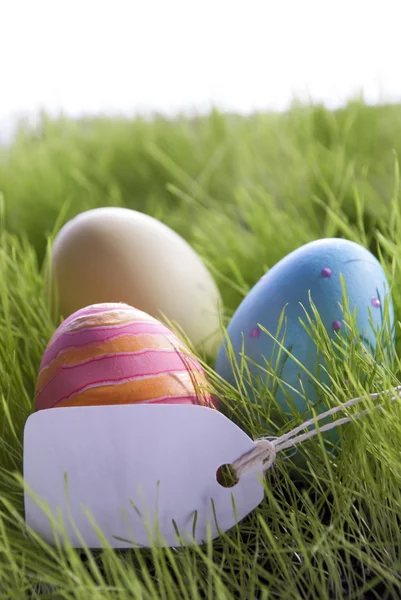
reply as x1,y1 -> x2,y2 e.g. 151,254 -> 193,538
216,464 -> 239,488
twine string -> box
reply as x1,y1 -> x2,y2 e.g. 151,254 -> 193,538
232,386 -> 401,478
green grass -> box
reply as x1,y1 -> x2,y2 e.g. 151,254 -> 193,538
2,101 -> 401,598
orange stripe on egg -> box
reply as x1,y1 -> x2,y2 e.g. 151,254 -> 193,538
54,370 -> 209,407
36,333 -> 181,392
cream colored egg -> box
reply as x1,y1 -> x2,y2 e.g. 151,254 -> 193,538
48,207 -> 223,355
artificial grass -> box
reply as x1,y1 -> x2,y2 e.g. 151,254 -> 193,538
1,102 -> 401,598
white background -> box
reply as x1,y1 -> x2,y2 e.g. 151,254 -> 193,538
0,0 -> 399,140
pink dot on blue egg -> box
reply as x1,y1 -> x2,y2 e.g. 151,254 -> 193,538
332,320 -> 342,332
322,268 -> 332,278
371,296 -> 381,308
250,327 -> 261,338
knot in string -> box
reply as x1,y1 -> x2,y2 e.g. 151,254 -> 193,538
233,438 -> 277,477
231,385 -> 401,479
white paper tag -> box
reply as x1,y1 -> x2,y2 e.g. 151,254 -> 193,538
23,405 -> 264,548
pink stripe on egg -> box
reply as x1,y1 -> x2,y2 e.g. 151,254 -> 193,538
38,331 -> 179,377
59,348 -> 190,371
53,395 -> 200,407
37,351 -> 201,409
142,395 -> 200,405
42,321 -> 173,366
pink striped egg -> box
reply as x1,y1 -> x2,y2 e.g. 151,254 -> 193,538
35,302 -> 216,411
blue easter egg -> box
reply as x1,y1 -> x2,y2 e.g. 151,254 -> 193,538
215,239 -> 394,424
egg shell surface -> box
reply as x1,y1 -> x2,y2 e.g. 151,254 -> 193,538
36,302 -> 215,411
215,238 -> 394,419
49,207 -> 223,356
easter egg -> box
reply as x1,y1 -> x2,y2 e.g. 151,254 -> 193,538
35,302 -> 215,411
48,207 -> 222,356
215,238 -> 394,422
